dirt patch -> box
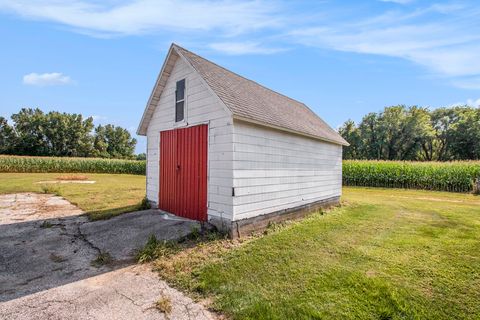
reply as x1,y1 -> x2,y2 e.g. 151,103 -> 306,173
56,174 -> 89,181
391,195 -> 470,203
36,180 -> 96,184
0,193 -> 84,224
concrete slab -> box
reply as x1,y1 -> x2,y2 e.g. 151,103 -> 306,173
0,264 -> 214,320
0,193 -> 83,224
0,193 -> 212,319
80,210 -> 197,262
0,213 -> 103,302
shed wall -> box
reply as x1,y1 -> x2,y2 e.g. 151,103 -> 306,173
232,120 -> 342,221
146,55 -> 234,220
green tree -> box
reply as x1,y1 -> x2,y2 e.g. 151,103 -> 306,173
376,106 -> 406,160
340,105 -> 438,161
10,108 -> 50,155
392,106 -> 433,160
419,106 -> 480,161
136,153 -> 146,160
4,107 -> 136,158
44,111 -> 94,157
93,125 -> 109,158
357,112 -> 383,159
422,107 -> 456,161
338,120 -> 361,159
449,107 -> 480,160
93,124 -> 136,159
0,117 -> 16,154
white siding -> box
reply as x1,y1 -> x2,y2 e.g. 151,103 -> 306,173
146,55 -> 234,220
232,120 -> 342,221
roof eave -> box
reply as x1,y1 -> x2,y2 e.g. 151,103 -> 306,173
233,115 -> 350,146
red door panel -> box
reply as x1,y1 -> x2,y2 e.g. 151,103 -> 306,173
159,124 -> 208,221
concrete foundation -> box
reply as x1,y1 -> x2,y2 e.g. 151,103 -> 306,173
208,196 -> 341,239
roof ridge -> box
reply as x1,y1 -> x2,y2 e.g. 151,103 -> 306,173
169,43 -> 348,146
172,43 -> 308,108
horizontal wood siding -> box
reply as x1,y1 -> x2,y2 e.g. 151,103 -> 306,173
232,120 -> 342,220
146,56 -> 233,220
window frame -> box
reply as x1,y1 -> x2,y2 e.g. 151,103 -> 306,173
175,78 -> 186,123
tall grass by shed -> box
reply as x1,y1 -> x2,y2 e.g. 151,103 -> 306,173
0,156 -> 146,175
343,160 -> 480,192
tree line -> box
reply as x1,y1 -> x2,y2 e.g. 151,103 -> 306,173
339,105 -> 480,161
2,105 -> 478,161
0,108 -> 137,159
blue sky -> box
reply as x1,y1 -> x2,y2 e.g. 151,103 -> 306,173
0,0 -> 479,154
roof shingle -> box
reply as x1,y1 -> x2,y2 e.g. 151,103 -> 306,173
174,45 -> 348,146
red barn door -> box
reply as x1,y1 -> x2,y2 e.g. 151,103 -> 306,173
159,124 -> 208,221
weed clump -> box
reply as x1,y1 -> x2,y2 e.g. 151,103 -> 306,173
155,296 -> 172,314
136,235 -> 178,263
91,252 -> 112,267
40,220 -> 53,228
49,253 -> 66,263
474,178 -> 480,195
139,196 -> 151,210
40,183 -> 61,195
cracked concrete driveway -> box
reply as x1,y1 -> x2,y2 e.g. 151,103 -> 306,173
0,193 -> 215,320
0,265 -> 215,320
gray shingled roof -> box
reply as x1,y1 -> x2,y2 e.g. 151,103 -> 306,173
138,44 -> 348,146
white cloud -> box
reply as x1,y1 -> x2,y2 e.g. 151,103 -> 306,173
23,72 -> 72,86
452,77 -> 480,90
3,1 -> 480,89
467,98 -> 480,108
209,42 -> 286,55
446,98 -> 480,108
0,0 -> 281,36
289,4 -> 480,89
91,115 -> 107,121
380,0 -> 414,4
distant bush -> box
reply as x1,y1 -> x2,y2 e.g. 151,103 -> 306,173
0,155 -> 146,175
343,160 -> 480,193
136,153 -> 146,160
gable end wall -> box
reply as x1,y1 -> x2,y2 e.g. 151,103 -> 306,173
146,56 -> 234,220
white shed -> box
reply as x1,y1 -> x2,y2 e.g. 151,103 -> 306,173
137,44 -> 349,237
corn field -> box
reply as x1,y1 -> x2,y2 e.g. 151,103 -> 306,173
343,160 -> 480,192
0,156 -> 146,175
2,156 -> 480,193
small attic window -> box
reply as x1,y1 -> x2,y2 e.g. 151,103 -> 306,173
175,79 -> 185,122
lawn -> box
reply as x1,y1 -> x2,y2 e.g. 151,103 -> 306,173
0,173 -> 146,220
152,187 -> 480,320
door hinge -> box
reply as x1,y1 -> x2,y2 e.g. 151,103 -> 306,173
232,187 -> 235,197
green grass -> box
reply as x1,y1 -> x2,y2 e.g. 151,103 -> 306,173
0,173 -> 146,220
153,187 -> 480,319
343,160 -> 480,192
